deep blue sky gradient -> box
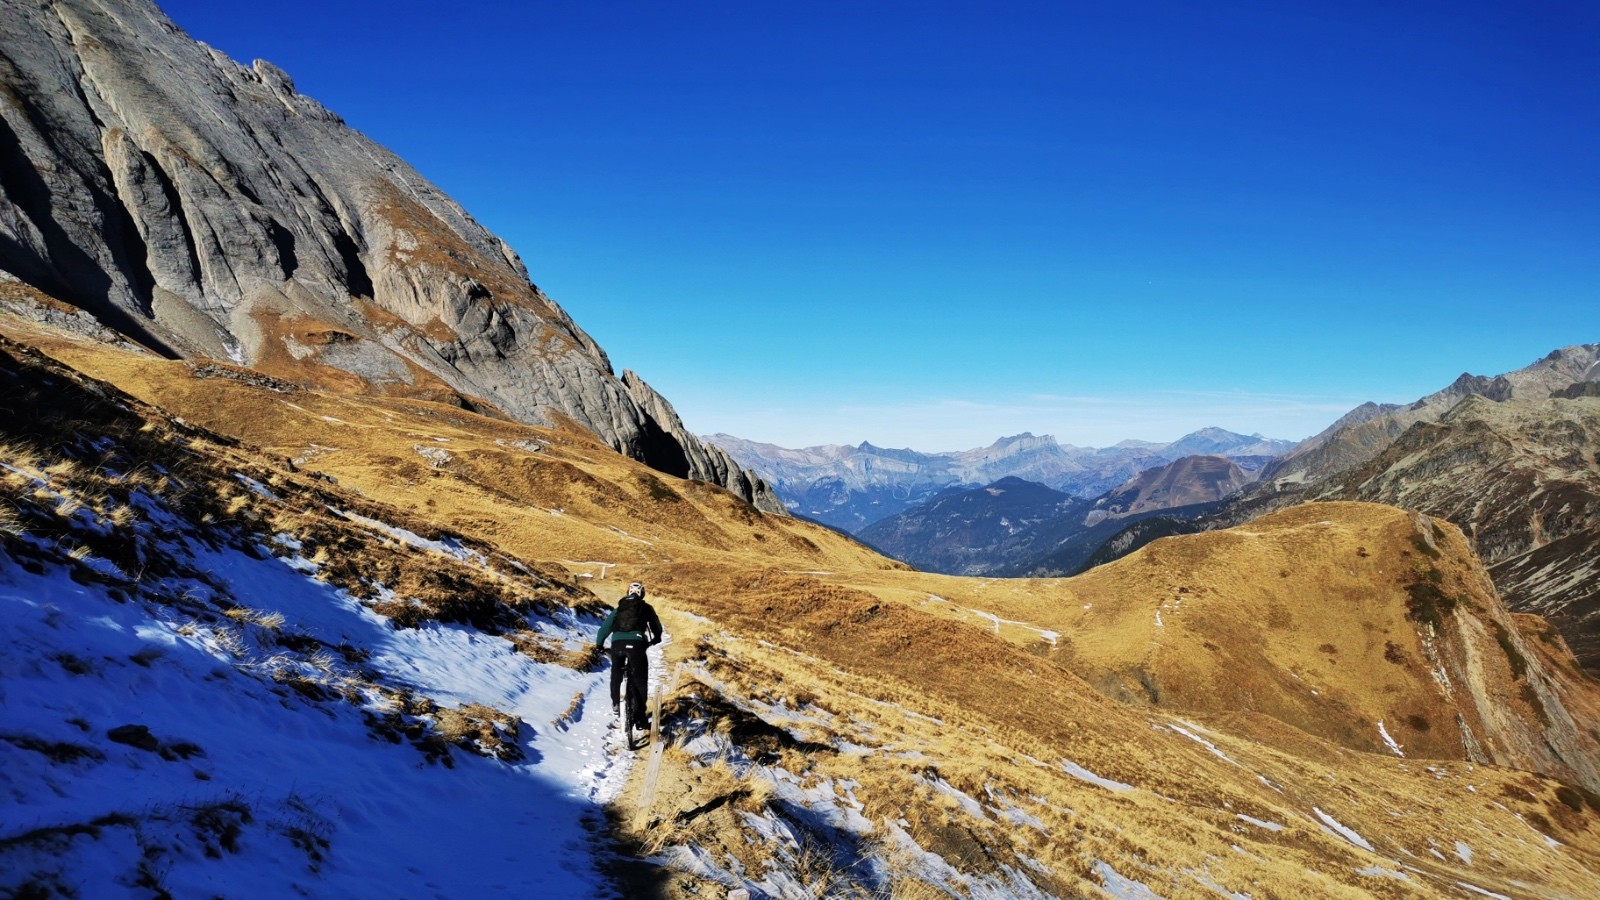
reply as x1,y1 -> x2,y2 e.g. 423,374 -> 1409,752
160,1 -> 1599,450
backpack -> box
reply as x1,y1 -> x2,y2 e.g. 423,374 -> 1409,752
613,596 -> 645,634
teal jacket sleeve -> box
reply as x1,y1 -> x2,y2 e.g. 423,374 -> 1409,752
595,608 -> 617,648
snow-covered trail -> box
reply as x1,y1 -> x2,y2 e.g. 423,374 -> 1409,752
1,510 -> 667,897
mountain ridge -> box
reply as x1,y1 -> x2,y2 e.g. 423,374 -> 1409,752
0,0 -> 780,513
1082,345 -> 1600,670
709,426 -> 1293,533
1261,344 -> 1600,488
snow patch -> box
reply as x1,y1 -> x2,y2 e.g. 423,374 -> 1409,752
1313,807 -> 1374,853
1167,720 -> 1238,766
1377,720 -> 1405,757
1357,865 -> 1410,882
1093,860 -> 1161,899
1061,759 -> 1135,793
1237,814 -> 1285,832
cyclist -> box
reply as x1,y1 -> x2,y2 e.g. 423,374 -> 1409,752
595,581 -> 663,727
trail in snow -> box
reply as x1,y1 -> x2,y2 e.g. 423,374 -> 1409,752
0,485 -> 661,897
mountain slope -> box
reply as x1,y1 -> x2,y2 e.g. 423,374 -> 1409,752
856,501 -> 1600,792
1094,453 -> 1253,517
1320,394 -> 1600,669
1085,349 -> 1600,671
6,314 -> 1600,897
0,331 -> 639,896
1262,345 -> 1600,488
0,0 -> 778,512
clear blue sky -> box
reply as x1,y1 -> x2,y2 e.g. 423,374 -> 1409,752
162,0 -> 1598,451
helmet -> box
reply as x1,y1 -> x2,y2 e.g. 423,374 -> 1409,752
627,581 -> 644,597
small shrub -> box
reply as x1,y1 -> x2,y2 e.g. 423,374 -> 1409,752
435,703 -> 525,763
52,652 -> 94,675
1555,785 -> 1589,812
0,502 -> 26,536
640,474 -> 680,503
223,607 -> 285,630
191,799 -> 252,857
1404,580 -> 1458,631
1,734 -> 106,764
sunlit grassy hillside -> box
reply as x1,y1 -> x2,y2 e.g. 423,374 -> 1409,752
5,304 -> 1599,898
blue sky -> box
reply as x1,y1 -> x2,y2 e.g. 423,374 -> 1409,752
163,0 -> 1597,451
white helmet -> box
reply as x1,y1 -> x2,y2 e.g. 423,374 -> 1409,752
627,581 -> 644,597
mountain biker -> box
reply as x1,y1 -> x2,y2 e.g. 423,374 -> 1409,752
595,581 -> 663,727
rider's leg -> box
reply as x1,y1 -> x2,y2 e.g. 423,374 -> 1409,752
608,645 -> 626,714
624,642 -> 649,723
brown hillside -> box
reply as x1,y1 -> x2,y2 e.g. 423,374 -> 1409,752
859,501 -> 1600,791
7,310 -> 1600,897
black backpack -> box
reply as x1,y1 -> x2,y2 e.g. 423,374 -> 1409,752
613,596 -> 645,634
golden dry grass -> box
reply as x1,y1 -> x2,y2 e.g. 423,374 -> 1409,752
5,309 -> 1599,898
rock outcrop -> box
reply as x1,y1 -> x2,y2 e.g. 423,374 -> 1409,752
0,0 -> 780,513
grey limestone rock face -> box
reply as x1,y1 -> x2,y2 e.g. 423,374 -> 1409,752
621,370 -> 784,514
0,0 -> 777,512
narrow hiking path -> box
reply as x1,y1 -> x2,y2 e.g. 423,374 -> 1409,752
567,635 -> 674,803
0,434 -> 680,899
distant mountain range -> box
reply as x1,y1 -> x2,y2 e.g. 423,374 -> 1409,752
707,427 -> 1294,534
860,455 -> 1248,577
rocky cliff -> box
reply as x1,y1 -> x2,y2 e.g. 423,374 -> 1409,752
0,0 -> 781,513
